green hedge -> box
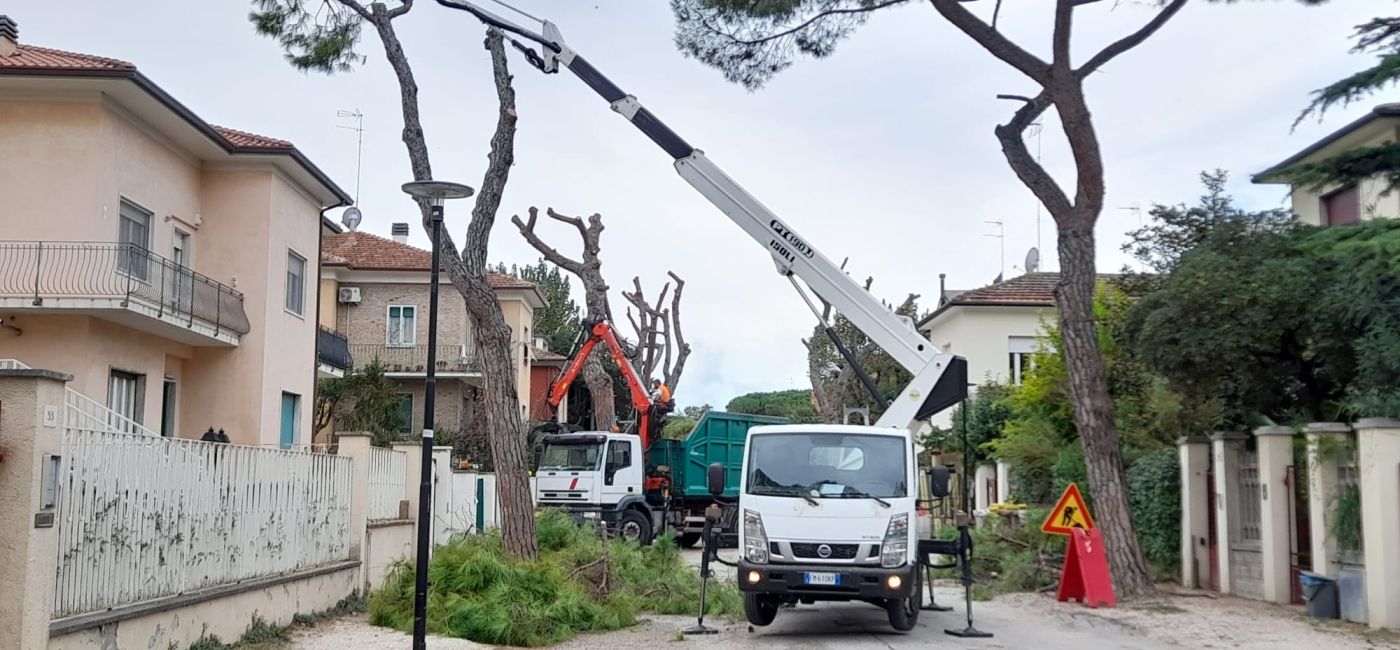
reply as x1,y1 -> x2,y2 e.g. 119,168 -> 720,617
1126,448 -> 1180,572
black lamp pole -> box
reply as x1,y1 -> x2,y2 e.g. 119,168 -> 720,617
401,180 -> 473,650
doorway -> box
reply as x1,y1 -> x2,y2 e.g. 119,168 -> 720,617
280,392 -> 300,449
107,370 -> 144,433
160,378 -> 177,437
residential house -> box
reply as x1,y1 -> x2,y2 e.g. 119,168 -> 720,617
318,224 -> 549,442
0,19 -> 351,446
1253,103 -> 1400,224
528,340 -> 568,422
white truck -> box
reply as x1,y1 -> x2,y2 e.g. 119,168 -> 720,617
439,0 -> 971,633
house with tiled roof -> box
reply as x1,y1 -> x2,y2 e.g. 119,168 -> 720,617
0,16 -> 352,447
917,272 -> 1118,426
318,223 -> 555,443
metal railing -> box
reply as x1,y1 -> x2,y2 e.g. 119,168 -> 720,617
317,326 -> 352,371
0,241 -> 251,336
348,343 -> 477,373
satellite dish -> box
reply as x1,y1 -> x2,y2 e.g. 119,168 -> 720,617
1024,247 -> 1041,273
341,206 -> 362,232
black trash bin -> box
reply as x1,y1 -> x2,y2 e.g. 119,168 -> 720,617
1300,571 -> 1339,619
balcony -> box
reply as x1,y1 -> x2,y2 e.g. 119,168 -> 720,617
0,241 -> 250,346
317,326 -> 352,378
348,343 -> 478,376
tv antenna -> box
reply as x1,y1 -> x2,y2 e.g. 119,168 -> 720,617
1029,120 -> 1044,253
337,109 -> 365,206
1120,202 -> 1142,227
984,219 -> 1005,279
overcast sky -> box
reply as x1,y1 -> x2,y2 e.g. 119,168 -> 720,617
13,0 -> 1389,408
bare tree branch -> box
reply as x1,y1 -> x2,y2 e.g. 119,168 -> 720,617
927,0 -> 1052,84
1077,0 -> 1189,79
512,207 -> 585,275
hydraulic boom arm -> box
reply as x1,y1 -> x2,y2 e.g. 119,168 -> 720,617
440,0 -> 968,427
546,320 -> 663,448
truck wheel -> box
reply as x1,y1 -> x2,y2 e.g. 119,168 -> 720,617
618,509 -> 653,545
886,568 -> 922,632
743,593 -> 779,626
677,532 -> 702,548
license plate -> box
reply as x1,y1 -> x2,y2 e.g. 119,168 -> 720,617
803,572 -> 840,586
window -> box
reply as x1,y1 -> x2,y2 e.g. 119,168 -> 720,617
118,200 -> 152,280
387,305 -> 417,346
285,250 -> 306,315
1322,185 -> 1360,226
747,432 -> 907,499
605,439 -> 632,484
1008,336 -> 1039,385
397,394 -> 413,434
107,370 -> 145,433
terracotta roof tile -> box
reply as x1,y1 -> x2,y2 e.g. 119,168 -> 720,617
213,126 -> 293,150
0,44 -> 134,70
531,345 -> 567,362
919,272 -> 1120,328
322,231 -> 537,290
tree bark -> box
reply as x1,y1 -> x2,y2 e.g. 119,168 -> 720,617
1055,222 -> 1154,597
364,6 -> 536,558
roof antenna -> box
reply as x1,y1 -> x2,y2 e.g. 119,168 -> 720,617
337,109 -> 365,231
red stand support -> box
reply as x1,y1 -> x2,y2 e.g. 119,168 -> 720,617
1056,527 -> 1116,608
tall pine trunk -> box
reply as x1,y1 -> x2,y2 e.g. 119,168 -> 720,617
1055,222 -> 1154,597
369,10 -> 537,558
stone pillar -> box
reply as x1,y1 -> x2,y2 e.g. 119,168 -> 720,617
430,446 -> 452,548
0,369 -> 72,650
1304,423 -> 1350,578
995,459 -> 1012,503
339,433 -> 372,586
974,463 -> 995,511
1178,436 -> 1211,589
1254,426 -> 1295,604
1356,418 -> 1400,630
1211,430 -> 1248,595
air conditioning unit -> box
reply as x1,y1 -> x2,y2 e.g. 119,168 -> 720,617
337,287 -> 362,304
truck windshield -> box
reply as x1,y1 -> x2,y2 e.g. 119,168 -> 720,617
746,432 -> 907,499
538,443 -> 602,471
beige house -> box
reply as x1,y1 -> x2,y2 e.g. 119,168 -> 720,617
318,224 -> 546,442
0,24 -> 351,447
1253,103 -> 1400,224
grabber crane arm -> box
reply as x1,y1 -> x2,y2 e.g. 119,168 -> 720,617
438,0 -> 968,428
546,319 -> 665,449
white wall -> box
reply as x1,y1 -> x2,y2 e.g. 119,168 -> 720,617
920,304 -> 1051,427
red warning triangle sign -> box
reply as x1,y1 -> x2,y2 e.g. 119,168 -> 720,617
1041,482 -> 1095,536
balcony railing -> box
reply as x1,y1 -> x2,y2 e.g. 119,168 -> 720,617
349,343 -> 477,374
0,241 -> 251,336
317,326 -> 352,371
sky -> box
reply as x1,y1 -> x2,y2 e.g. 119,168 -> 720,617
12,0 -> 1391,408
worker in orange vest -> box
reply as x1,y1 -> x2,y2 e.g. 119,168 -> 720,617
651,379 -> 672,405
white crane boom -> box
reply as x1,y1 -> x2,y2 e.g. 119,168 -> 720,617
439,0 -> 968,427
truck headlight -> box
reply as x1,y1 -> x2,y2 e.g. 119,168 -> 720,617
881,513 -> 909,569
744,509 -> 769,564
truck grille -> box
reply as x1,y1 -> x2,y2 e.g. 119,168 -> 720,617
790,543 -> 859,560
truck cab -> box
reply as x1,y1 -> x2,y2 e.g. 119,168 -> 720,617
535,432 -> 654,541
735,424 -> 923,631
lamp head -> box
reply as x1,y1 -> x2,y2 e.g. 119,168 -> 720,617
401,180 -> 474,208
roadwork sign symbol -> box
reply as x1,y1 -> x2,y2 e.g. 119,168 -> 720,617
1041,482 -> 1095,536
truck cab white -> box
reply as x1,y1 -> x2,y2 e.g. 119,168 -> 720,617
535,432 -> 652,541
736,424 -> 923,631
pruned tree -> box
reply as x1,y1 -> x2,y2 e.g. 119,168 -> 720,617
513,207 -> 619,430
671,0 -> 1190,596
250,0 -> 537,558
621,272 -> 692,391
513,207 -> 692,430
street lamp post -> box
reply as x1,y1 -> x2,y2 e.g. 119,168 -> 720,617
400,180 -> 474,650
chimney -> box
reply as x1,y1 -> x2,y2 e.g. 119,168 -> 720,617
0,16 -> 18,57
938,273 -> 946,303
391,222 -> 409,244
534,336 -> 549,351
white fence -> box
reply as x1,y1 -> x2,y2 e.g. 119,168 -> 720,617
368,447 -> 408,520
52,428 -> 353,618
2,357 -> 160,437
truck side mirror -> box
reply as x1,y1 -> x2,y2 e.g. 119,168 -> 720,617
706,462 -> 726,496
928,466 -> 951,499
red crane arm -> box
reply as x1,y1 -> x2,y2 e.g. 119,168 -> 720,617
544,320 -> 661,448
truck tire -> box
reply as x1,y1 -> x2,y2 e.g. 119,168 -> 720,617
677,532 -> 702,548
618,509 -> 653,545
885,567 -> 922,632
743,593 -> 779,626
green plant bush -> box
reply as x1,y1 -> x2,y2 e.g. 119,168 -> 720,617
369,510 -> 739,646
1334,484 -> 1363,552
1126,448 -> 1180,573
